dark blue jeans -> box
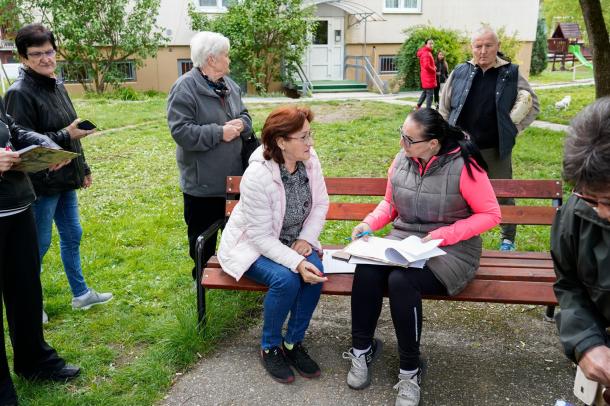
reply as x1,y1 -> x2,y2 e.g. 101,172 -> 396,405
33,190 -> 89,297
245,251 -> 324,349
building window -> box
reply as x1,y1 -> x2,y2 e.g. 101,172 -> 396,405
312,21 -> 328,45
58,63 -> 92,83
178,59 -> 193,76
379,55 -> 397,73
383,0 -> 421,13
196,0 -> 229,12
113,61 -> 136,81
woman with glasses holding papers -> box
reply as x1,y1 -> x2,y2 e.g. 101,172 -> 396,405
218,106 -> 329,384
343,108 -> 500,406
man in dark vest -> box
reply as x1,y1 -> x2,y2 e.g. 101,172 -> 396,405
439,27 -> 539,251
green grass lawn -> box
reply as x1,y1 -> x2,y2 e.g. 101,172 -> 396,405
534,84 -> 595,125
529,63 -> 593,85
8,95 -> 567,405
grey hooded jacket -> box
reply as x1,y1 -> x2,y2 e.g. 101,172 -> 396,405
167,69 -> 252,197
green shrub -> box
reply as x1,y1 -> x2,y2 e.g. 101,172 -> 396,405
530,16 -> 548,75
396,25 -> 467,90
111,86 -> 141,101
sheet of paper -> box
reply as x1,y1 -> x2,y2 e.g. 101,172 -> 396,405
322,250 -> 357,274
348,256 -> 427,269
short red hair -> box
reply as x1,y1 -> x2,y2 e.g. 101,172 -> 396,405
261,105 -> 314,164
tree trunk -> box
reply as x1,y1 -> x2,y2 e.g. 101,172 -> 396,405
579,0 -> 610,98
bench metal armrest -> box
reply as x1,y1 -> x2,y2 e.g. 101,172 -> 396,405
195,219 -> 225,273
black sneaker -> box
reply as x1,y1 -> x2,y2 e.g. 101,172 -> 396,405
283,342 -> 321,378
260,347 -> 295,384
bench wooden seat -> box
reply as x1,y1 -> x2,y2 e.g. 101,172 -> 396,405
196,177 -> 562,326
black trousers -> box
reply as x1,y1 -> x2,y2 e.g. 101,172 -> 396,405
351,264 -> 446,370
0,208 -> 65,402
183,193 -> 225,280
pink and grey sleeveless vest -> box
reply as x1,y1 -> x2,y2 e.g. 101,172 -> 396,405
388,151 -> 482,295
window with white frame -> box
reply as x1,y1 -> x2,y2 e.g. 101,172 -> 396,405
379,55 -> 398,73
383,0 -> 421,13
197,0 -> 229,12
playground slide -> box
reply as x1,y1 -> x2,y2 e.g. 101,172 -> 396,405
568,45 -> 593,69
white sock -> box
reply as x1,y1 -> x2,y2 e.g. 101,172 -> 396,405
353,346 -> 371,357
400,368 -> 419,378
74,290 -> 91,301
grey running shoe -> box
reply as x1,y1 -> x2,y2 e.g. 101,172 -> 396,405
342,338 -> 383,389
72,289 -> 113,310
394,371 -> 421,406
42,309 -> 49,324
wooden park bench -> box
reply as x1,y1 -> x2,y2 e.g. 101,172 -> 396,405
196,177 -> 562,327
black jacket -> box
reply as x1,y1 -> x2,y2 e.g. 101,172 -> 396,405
4,68 -> 90,195
552,195 -> 610,363
0,99 -> 59,210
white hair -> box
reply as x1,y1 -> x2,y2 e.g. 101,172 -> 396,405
190,31 -> 230,69
471,27 -> 499,44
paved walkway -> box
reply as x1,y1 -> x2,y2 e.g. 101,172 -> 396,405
160,297 -> 578,406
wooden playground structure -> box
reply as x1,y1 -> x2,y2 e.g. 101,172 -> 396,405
547,22 -> 593,71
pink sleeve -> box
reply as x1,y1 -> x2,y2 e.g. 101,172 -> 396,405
363,159 -> 398,230
428,163 -> 501,246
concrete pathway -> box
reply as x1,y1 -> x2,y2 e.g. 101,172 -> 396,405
160,297 -> 579,406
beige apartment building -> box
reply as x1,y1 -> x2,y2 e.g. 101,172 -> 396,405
62,0 -> 540,95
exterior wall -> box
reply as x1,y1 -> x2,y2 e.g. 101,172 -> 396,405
64,46 -> 191,95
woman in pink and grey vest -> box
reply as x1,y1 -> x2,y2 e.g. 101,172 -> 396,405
343,108 -> 501,406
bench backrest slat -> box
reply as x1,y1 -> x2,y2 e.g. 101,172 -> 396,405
225,177 -> 562,226
226,177 -> 562,199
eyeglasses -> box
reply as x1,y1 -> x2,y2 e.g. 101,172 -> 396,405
573,191 -> 610,210
27,49 -> 56,60
288,130 -> 314,144
398,127 -> 428,146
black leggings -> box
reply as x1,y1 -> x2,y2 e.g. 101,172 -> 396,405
351,264 -> 447,370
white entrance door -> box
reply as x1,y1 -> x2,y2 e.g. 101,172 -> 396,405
305,17 -> 344,81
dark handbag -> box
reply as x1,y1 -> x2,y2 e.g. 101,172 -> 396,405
241,130 -> 260,169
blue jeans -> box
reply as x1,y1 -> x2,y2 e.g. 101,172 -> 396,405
33,190 -> 89,297
245,251 -> 324,350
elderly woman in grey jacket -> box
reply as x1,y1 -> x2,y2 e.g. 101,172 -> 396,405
167,31 -> 253,279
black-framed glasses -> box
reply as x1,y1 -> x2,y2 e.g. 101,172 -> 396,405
573,191 -> 610,209
288,130 -> 314,144
398,127 -> 428,146
27,49 -> 56,59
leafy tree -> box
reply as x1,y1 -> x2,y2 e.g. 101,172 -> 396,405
531,15 -> 549,75
542,0 -> 610,40
1,0 -> 168,93
189,0 -> 315,94
579,0 -> 610,98
396,25 -> 467,90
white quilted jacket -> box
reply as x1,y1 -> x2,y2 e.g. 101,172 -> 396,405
217,146 -> 329,280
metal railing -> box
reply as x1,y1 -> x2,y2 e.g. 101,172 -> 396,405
293,61 -> 313,97
344,55 -> 386,94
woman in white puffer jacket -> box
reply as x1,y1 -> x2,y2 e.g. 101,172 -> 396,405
218,105 -> 329,384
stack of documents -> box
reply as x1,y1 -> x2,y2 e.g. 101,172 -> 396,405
343,235 -> 445,268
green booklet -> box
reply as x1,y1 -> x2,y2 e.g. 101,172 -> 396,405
11,145 -> 80,173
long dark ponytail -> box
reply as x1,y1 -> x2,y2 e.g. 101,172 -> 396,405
409,108 -> 488,178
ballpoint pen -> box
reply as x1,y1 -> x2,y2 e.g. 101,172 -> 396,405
345,230 -> 372,241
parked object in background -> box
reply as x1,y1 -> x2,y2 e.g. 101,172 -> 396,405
555,95 -> 572,110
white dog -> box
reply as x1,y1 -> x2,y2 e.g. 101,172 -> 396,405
555,95 -> 572,110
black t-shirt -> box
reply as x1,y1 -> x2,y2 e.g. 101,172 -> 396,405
456,67 -> 499,150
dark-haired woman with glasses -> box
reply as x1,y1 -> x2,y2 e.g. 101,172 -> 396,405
5,24 -> 112,321
343,108 -> 500,406
218,105 -> 329,384
552,97 -> 610,397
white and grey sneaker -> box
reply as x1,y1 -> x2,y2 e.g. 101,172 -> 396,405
342,338 -> 383,389
394,370 -> 421,406
72,289 -> 113,310
42,309 -> 49,324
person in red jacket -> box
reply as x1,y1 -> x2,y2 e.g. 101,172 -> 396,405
416,39 -> 437,109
